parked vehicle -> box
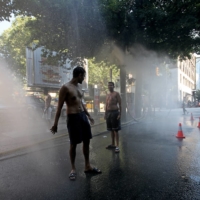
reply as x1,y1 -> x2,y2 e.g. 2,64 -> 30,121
24,96 -> 45,119
25,96 -> 45,114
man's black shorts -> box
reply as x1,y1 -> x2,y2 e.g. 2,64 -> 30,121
106,110 -> 121,131
67,112 -> 92,145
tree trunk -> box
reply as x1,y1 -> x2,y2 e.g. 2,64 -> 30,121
135,68 -> 143,117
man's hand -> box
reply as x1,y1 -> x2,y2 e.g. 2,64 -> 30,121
50,125 -> 57,134
88,116 -> 95,125
117,114 -> 121,120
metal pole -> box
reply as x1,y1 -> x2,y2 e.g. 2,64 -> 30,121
110,69 -> 112,82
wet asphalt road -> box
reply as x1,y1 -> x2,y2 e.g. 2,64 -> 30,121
1,108 -> 200,200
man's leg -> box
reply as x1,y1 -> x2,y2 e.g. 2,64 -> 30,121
106,113 -> 116,148
114,131 -> 119,147
111,131 -> 115,146
114,130 -> 120,153
83,140 -> 91,171
83,139 -> 102,174
69,144 -> 77,173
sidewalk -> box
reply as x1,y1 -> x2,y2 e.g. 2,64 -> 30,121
1,108 -> 176,156
0,112 -> 106,156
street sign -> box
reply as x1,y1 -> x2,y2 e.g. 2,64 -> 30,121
26,47 -> 88,90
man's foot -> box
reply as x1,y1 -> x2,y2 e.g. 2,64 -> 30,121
115,147 -> 120,153
106,144 -> 116,149
69,170 -> 76,180
84,167 -> 102,174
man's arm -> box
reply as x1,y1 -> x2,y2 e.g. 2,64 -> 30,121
82,101 -> 90,117
117,92 -> 122,119
50,86 -> 66,134
81,101 -> 94,125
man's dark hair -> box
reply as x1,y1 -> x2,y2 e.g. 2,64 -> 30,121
108,82 -> 114,86
73,66 -> 86,78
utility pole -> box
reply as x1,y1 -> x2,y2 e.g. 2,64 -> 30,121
135,68 -> 143,118
110,69 -> 112,82
120,66 -> 126,122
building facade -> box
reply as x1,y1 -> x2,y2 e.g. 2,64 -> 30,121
170,54 -> 196,105
196,56 -> 200,90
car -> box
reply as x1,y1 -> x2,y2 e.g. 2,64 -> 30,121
25,96 -> 45,112
23,95 -> 47,120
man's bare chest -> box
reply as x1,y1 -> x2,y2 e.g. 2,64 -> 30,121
67,87 -> 83,100
107,93 -> 117,103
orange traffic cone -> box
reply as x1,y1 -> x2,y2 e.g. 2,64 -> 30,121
190,113 -> 194,121
197,118 -> 200,128
176,123 -> 185,138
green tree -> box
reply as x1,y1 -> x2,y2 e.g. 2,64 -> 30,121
0,16 -> 35,80
13,0 -> 107,60
1,0 -> 200,59
1,0 -> 200,118
101,0 -> 200,59
1,0 -> 200,66
88,58 -> 120,94
0,0 -> 13,21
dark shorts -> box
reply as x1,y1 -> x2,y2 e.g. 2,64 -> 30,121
106,110 -> 121,131
67,112 -> 92,145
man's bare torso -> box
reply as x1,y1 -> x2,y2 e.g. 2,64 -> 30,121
63,82 -> 84,114
106,91 -> 119,111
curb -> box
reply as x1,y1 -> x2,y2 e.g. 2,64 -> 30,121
0,118 -> 140,158
0,134 -> 67,157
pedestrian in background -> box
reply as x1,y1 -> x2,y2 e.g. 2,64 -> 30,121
104,82 -> 121,153
182,100 -> 188,115
43,91 -> 52,128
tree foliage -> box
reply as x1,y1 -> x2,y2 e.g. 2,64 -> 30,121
1,0 -> 200,59
101,0 -> 200,59
88,58 -> 120,94
0,0 -> 13,21
1,0 -> 200,65
13,0 -> 107,60
0,16 -> 34,79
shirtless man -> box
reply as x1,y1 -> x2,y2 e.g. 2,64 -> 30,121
50,66 -> 102,180
43,91 -> 52,128
104,82 -> 121,153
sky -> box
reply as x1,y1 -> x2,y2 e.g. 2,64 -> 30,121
0,16 -> 15,35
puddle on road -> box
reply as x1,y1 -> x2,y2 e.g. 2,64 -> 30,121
181,175 -> 189,182
181,174 -> 200,184
190,175 -> 200,184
